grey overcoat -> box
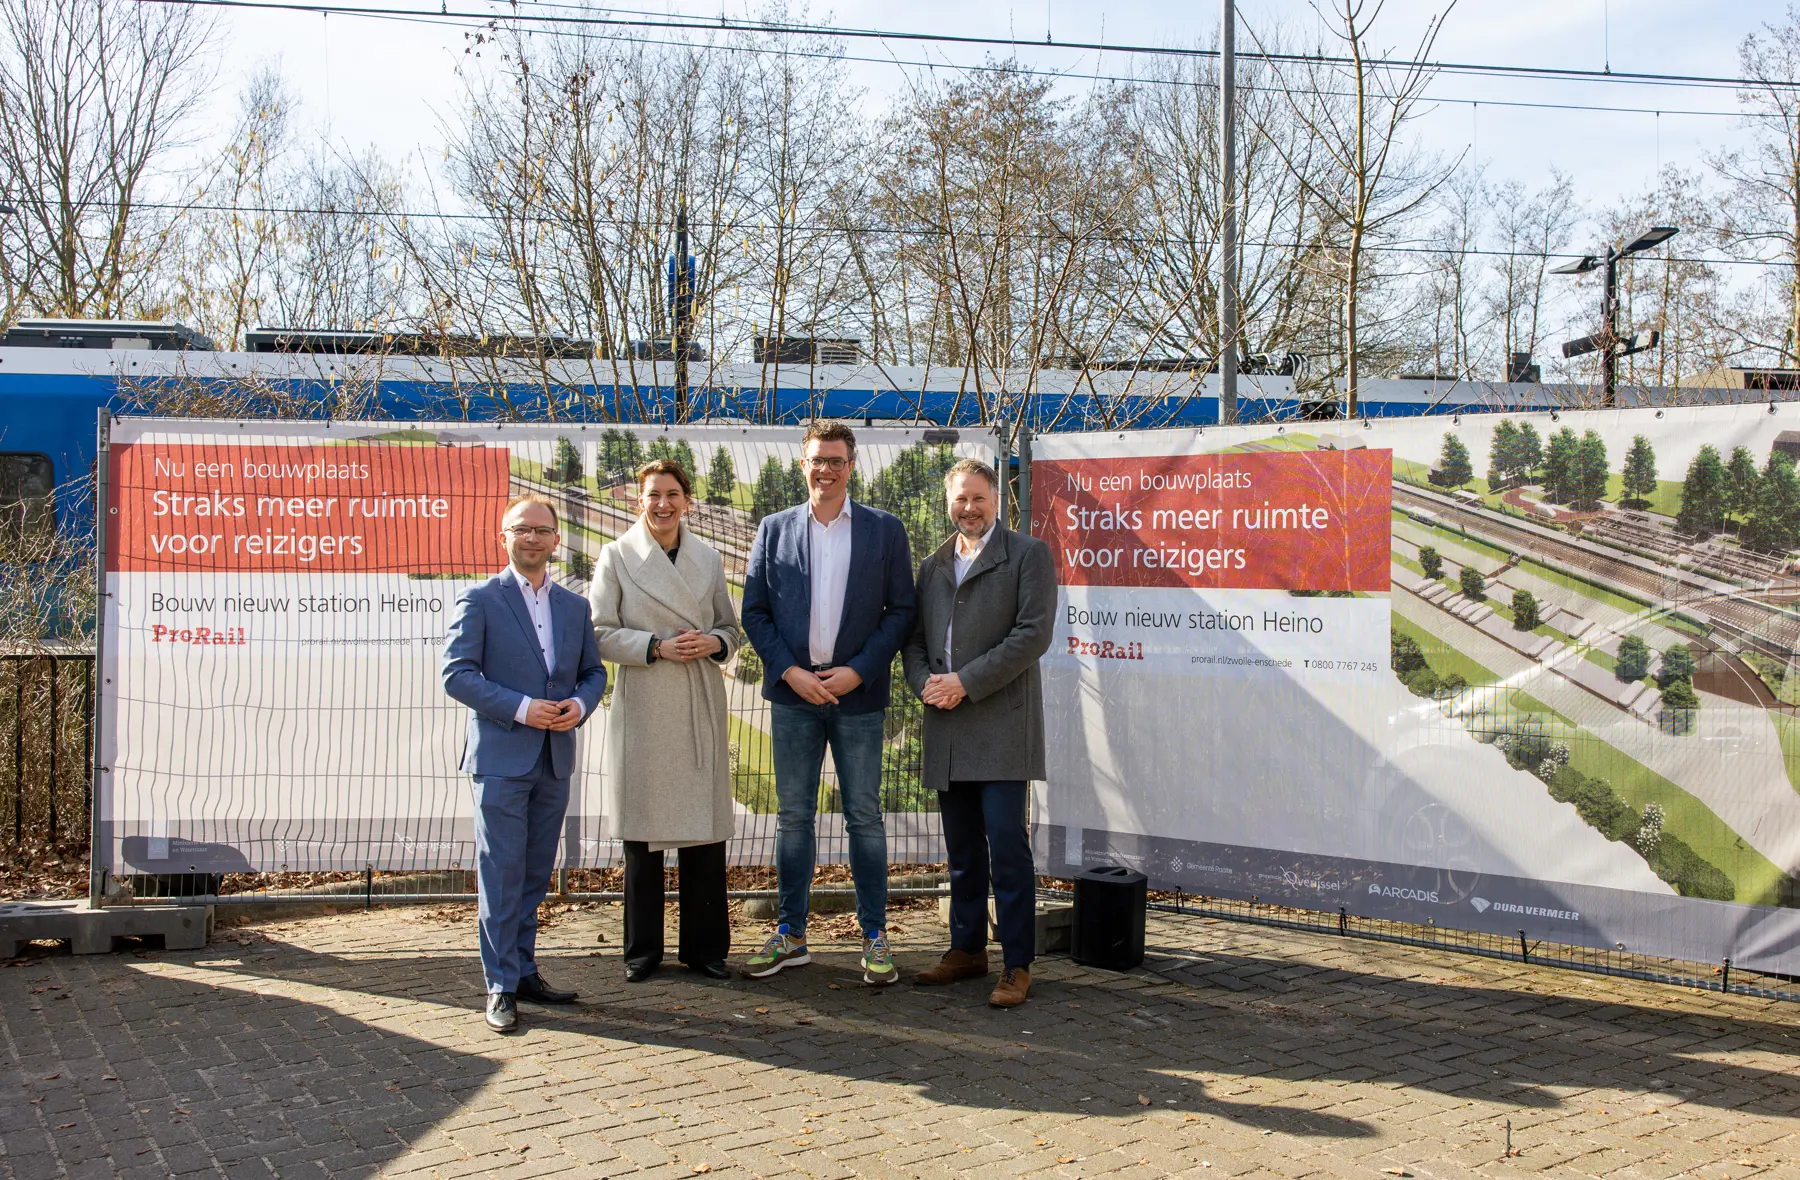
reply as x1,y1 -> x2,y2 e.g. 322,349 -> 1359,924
589,520 -> 743,849
901,525 -> 1057,790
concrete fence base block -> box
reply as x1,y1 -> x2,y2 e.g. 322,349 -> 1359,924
740,873 -> 948,923
0,900 -> 213,958
935,892 -> 1074,955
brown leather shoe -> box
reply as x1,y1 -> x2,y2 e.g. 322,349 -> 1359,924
988,966 -> 1031,1007
912,948 -> 989,986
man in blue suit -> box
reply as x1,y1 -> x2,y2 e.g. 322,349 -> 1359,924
740,421 -> 915,985
443,494 -> 607,1033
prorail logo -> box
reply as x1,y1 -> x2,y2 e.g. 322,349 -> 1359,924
1368,883 -> 1441,903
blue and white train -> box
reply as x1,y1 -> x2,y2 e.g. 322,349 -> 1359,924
1,317 -> 1789,544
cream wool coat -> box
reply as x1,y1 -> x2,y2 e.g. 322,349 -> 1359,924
589,520 -> 743,850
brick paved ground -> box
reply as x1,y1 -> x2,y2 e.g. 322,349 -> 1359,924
2,902 -> 1797,1179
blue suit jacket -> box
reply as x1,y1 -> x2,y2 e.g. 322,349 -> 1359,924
442,573 -> 608,779
741,502 -> 915,713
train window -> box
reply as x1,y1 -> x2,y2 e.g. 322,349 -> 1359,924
0,452 -> 55,547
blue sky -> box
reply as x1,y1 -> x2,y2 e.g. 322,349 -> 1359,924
211,0 -> 1783,229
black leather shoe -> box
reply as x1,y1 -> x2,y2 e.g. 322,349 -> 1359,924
624,961 -> 657,983
486,992 -> 518,1033
686,961 -> 731,980
517,972 -> 578,1004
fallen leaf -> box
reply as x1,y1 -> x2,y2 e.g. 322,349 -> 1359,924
1382,1171 -> 1412,1178
55,1122 -> 75,1130
101,1076 -> 117,1082
1184,1114 -> 1199,1123
755,1007 -> 770,1015
793,1138 -> 812,1146
795,1018 -> 812,1025
630,1102 -> 645,1108
827,983 -> 841,990
1058,1156 -> 1077,1164
1137,1094 -> 1151,1106
41,1074 -> 58,1080
174,1109 -> 190,1116
692,1166 -> 712,1175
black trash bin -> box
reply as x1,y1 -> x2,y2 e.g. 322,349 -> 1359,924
1071,864 -> 1147,970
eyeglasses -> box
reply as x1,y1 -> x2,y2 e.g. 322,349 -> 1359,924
805,457 -> 849,471
504,525 -> 557,539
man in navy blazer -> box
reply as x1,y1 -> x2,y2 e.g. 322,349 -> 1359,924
443,494 -> 607,1033
740,421 -> 915,985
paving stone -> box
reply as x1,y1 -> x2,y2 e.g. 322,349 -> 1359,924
3,906 -> 1799,1178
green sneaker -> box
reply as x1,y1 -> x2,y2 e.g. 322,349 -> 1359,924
744,925 -> 810,978
861,930 -> 898,986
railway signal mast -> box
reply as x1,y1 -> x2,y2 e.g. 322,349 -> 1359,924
1553,225 -> 1679,408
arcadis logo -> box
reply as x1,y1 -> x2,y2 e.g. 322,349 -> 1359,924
1368,883 -> 1440,903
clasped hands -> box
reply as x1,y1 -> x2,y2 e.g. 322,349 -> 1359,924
781,664 -> 863,705
523,698 -> 584,731
920,672 -> 967,710
656,628 -> 724,663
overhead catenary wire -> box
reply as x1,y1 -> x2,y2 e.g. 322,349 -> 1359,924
9,193 -> 1791,269
138,0 -> 1800,94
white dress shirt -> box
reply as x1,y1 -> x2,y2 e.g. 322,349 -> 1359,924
944,521 -> 996,672
807,498 -> 855,666
507,566 -> 585,725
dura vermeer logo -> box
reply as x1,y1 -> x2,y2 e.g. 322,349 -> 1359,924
1470,897 -> 1492,913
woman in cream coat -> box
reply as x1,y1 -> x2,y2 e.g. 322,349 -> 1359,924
590,458 -> 743,981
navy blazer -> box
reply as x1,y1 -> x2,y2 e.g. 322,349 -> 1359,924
442,573 -> 608,779
740,501 -> 915,713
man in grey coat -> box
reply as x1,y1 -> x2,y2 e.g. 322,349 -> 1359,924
902,458 -> 1056,1007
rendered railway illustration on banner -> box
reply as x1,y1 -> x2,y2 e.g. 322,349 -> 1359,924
95,417 -> 998,877
1033,406 -> 1800,975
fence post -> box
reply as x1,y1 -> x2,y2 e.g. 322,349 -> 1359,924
46,657 -> 59,846
89,409 -> 111,910
1017,428 -> 1033,537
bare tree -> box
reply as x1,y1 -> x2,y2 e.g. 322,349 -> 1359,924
870,65 -> 1140,425
171,68 -> 293,346
1486,171 -> 1579,377
1416,165 -> 1487,380
0,0 -> 214,322
1247,0 -> 1457,414
1715,5 -> 1800,366
1125,39 -> 1339,378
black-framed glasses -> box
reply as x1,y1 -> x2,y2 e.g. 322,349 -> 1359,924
805,457 -> 849,471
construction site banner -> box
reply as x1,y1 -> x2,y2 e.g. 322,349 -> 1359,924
96,417 -> 998,877
1032,407 -> 1800,976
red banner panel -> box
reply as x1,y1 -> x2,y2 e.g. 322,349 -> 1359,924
109,442 -> 511,574
1031,448 -> 1392,591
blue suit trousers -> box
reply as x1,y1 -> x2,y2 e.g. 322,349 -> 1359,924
471,737 -> 569,994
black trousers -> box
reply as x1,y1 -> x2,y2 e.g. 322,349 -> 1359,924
941,780 -> 1036,970
622,839 -> 730,970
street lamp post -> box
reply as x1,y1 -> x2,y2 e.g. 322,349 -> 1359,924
1554,225 -> 1679,407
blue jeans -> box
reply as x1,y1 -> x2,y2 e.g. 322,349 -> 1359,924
470,740 -> 569,994
941,780 -> 1036,969
771,702 -> 888,938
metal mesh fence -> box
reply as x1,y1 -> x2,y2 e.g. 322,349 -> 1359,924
90,419 -> 999,896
